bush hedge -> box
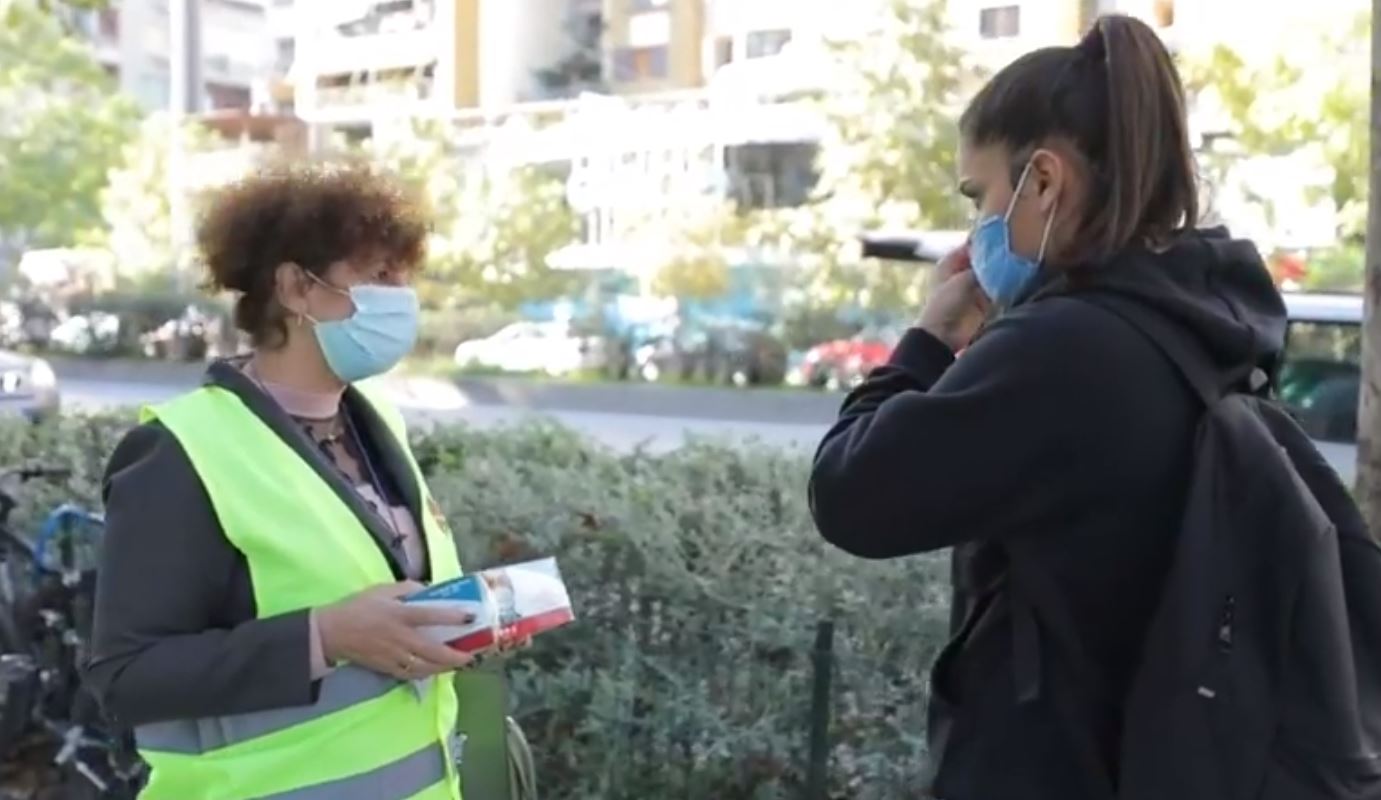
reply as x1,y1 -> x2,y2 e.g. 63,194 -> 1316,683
0,415 -> 951,799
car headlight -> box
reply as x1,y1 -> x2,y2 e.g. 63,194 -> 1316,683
29,359 -> 56,389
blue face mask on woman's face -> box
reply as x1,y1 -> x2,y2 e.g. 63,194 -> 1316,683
970,159 -> 1058,307
304,274 -> 420,383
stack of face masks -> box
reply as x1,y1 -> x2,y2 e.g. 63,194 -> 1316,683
406,558 -> 575,655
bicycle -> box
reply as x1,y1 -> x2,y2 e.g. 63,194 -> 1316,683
0,466 -> 143,800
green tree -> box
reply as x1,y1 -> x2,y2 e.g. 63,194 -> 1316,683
371,120 -> 580,309
648,200 -> 745,300
1181,14 -> 1368,242
88,114 -> 219,281
0,0 -> 137,256
750,0 -> 975,320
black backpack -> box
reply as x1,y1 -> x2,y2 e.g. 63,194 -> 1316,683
1009,292 -> 1381,800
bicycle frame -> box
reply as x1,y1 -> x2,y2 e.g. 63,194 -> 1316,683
0,466 -> 142,799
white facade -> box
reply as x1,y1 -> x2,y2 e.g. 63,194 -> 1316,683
77,0 -> 274,112
478,0 -> 576,107
290,0 -> 586,124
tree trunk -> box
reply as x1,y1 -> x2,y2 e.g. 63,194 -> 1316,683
1358,0 -> 1381,534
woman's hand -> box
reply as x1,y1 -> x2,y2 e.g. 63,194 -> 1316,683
918,244 -> 991,352
317,582 -> 475,681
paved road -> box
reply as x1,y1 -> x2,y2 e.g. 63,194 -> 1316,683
59,376 -> 827,453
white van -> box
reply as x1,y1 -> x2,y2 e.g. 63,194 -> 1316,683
1279,292 -> 1363,486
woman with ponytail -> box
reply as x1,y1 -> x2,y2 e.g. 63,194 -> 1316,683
810,15 -> 1287,799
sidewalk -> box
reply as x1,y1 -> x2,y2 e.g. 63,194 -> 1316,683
48,357 -> 843,425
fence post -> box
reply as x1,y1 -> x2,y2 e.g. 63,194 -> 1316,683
805,619 -> 834,800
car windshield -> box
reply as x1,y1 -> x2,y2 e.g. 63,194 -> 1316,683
1278,319 -> 1361,443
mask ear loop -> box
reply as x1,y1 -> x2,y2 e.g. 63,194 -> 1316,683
1004,160 -> 1036,223
1007,155 -> 1060,265
298,268 -> 351,321
1037,198 -> 1058,264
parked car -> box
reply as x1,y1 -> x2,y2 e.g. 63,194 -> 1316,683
1278,292 -> 1363,486
630,318 -> 788,387
140,306 -> 213,362
50,313 -> 122,356
796,325 -> 904,390
453,321 -> 586,376
0,351 -> 59,422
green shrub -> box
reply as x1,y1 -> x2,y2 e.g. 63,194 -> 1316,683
418,423 -> 949,798
0,415 -> 949,799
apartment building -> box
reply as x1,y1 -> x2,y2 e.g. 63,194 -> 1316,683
71,0 -> 275,112
288,0 -> 595,126
600,0 -> 705,92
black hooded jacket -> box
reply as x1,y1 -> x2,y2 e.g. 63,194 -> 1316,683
809,228 -> 1287,799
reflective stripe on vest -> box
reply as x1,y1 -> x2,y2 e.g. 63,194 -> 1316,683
136,665 -> 400,754
135,384 -> 464,800
259,741 -> 449,800
258,746 -> 447,800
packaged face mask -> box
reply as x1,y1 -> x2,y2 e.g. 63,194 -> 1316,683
406,557 -> 574,654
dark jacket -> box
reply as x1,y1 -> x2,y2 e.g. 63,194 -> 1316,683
809,228 -> 1286,800
85,361 -> 433,729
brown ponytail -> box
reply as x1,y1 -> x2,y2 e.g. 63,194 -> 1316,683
959,14 -> 1199,262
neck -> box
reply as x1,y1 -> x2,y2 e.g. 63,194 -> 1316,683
250,345 -> 344,397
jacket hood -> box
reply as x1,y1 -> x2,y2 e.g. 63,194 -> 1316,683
1034,227 -> 1287,379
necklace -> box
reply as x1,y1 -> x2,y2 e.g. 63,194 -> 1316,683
300,417 -> 346,448
242,358 -> 407,559
343,410 -> 407,555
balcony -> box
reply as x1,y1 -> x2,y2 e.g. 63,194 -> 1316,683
298,26 -> 443,77
308,74 -> 438,117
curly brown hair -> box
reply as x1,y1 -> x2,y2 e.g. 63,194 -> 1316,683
197,160 -> 429,348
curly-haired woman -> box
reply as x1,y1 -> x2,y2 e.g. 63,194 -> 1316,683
87,162 -> 478,800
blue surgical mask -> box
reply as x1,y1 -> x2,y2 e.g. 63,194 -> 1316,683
970,160 -> 1057,307
305,278 -> 420,383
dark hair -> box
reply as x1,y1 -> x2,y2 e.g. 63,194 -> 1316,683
197,160 -> 428,348
959,14 -> 1198,262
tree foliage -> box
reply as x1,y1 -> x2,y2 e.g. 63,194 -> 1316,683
1181,13 -> 1368,242
750,0 -> 975,320
371,120 -> 581,310
88,114 -> 219,281
0,0 -> 137,255
640,200 -> 748,300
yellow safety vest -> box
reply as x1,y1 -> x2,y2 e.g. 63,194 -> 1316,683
133,384 -> 464,800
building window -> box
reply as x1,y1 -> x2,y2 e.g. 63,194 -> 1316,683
725,142 -> 820,210
1279,320 -> 1362,443
207,82 -> 252,110
714,36 -> 733,68
627,10 -> 670,47
745,29 -> 792,59
97,7 -> 120,39
613,46 -> 668,81
276,39 -> 295,74
135,72 -> 171,110
978,5 -> 1021,39
205,53 -> 232,76
629,0 -> 670,10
